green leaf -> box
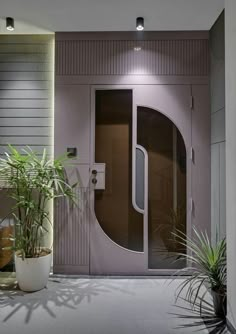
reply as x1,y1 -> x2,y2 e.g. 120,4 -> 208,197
0,145 -> 78,258
171,226 -> 226,307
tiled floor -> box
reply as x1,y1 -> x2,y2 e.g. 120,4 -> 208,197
0,276 -> 228,334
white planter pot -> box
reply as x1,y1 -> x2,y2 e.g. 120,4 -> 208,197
15,250 -> 52,292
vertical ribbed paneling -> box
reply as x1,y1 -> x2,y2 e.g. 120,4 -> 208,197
210,12 -> 226,243
0,35 -> 54,156
56,39 -> 209,76
54,187 -> 89,268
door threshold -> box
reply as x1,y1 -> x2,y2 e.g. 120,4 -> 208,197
50,274 -> 190,279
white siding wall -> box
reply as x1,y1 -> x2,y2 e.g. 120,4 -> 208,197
0,35 -> 54,254
0,35 -> 54,157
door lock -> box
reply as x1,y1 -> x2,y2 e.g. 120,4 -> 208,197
91,164 -> 106,190
91,170 -> 98,185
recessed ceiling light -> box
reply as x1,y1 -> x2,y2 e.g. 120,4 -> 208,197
6,17 -> 14,31
136,17 -> 144,31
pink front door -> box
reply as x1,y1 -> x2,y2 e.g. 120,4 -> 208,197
89,84 -> 210,275
54,84 -> 210,275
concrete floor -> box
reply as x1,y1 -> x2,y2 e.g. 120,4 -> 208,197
0,276 -> 228,334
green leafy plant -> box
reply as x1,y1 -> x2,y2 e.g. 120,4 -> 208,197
0,145 -> 76,259
173,227 -> 226,312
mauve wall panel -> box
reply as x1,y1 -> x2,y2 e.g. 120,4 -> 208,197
54,32 -> 210,275
56,39 -> 209,77
54,83 -> 91,273
54,188 -> 90,270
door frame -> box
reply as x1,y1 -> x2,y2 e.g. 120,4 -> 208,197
90,84 -> 191,275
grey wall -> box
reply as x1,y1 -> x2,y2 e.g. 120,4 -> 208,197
225,0 -> 236,328
210,12 -> 226,243
0,35 -> 54,157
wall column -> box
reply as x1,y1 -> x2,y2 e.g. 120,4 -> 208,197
225,0 -> 236,328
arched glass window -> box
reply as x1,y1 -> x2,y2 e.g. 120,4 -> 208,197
137,107 -> 186,269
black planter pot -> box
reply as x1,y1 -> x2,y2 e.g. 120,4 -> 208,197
211,289 -> 227,318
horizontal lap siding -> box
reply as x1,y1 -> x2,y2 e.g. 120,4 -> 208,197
0,72 -> 50,81
0,109 -> 52,118
0,145 -> 51,155
0,35 -> 54,157
0,118 -> 51,126
0,81 -> 50,89
0,63 -> 51,72
0,90 -> 49,99
0,137 -> 51,145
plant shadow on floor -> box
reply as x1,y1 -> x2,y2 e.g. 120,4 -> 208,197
171,296 -> 228,334
0,278 -> 134,324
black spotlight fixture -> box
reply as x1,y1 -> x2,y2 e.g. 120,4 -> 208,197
6,17 -> 14,31
136,17 -> 144,31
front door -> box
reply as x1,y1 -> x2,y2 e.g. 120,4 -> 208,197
89,85 -> 192,275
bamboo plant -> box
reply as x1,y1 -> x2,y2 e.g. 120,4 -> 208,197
0,145 -> 76,259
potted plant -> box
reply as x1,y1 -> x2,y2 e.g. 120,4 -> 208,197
173,227 -> 227,318
0,146 -> 75,292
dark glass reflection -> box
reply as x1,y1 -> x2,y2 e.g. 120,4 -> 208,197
95,90 -> 143,251
137,107 -> 186,269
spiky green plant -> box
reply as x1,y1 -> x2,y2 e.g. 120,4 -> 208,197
0,145 -> 76,259
173,227 -> 226,308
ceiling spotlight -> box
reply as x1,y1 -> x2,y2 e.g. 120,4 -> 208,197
6,17 -> 14,31
136,17 -> 144,31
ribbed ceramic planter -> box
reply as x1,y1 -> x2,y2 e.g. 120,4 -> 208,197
15,249 -> 52,292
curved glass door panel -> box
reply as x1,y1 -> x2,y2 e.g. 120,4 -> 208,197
137,107 -> 187,269
95,90 -> 143,251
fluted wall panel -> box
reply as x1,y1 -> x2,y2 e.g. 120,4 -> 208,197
54,187 -> 90,269
56,39 -> 209,76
